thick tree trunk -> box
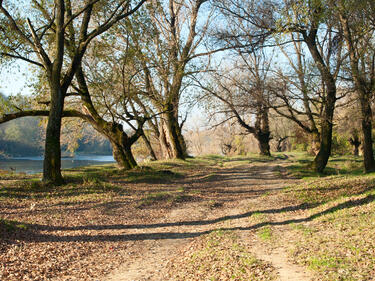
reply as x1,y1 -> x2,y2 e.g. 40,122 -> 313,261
42,0 -> 65,185
309,132 -> 320,156
256,132 -> 271,156
253,105 -> 271,156
159,111 -> 187,160
76,66 -> 140,170
304,32 -> 337,174
43,84 -> 64,184
312,91 -> 335,173
360,97 -> 375,172
111,141 -> 137,170
105,124 -> 138,170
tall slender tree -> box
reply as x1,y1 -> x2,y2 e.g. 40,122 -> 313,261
337,0 -> 375,172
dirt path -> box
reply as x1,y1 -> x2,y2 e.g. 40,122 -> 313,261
105,162 -> 313,281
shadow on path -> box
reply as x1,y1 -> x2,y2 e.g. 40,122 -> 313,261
16,194 -> 375,243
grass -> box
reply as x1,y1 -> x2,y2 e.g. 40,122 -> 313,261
279,154 -> 375,280
286,154 -> 364,179
0,154 -> 276,202
137,192 -> 173,208
257,226 -> 273,241
287,193 -> 375,280
0,219 -> 28,232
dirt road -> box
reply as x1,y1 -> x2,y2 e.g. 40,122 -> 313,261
105,162 -> 312,280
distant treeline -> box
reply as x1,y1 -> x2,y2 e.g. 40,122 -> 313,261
0,117 -> 112,158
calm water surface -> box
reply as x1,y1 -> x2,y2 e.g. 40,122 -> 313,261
0,155 -> 115,174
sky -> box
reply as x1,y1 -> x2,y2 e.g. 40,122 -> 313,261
0,60 -> 33,97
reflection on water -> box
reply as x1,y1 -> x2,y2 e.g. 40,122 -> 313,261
0,155 -> 115,174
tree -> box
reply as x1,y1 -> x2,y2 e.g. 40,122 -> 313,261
198,51 -> 273,156
128,0 -> 212,159
337,0 -> 375,172
215,0 -> 344,172
0,0 -> 146,184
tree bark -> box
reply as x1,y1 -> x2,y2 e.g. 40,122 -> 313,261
111,141 -> 137,170
303,31 -> 337,174
254,104 -> 271,156
360,96 -> 375,171
42,84 -> 65,184
141,133 -> 157,161
312,95 -> 335,173
309,131 -> 320,156
159,109 -> 187,160
92,121 -> 139,170
339,14 -> 375,172
255,132 -> 271,156
349,135 -> 361,157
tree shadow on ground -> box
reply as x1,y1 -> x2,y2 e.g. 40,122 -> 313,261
6,193 -> 374,243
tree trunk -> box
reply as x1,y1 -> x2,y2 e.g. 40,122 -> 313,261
276,137 -> 288,152
253,104 -> 271,156
312,92 -> 335,173
106,124 -> 138,170
309,131 -> 320,156
339,13 -> 375,172
360,96 -> 375,172
353,143 -> 360,157
142,133 -> 157,161
256,132 -> 271,156
111,141 -> 137,170
349,135 -> 361,157
43,84 -> 64,184
159,110 -> 187,160
304,32 -> 337,174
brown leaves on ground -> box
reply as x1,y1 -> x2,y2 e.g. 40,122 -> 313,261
1,155 -> 375,281
165,230 -> 276,281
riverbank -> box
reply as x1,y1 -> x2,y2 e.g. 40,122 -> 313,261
0,154 -> 115,174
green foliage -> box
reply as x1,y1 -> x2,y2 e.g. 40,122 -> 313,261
0,219 -> 28,232
331,131 -> 351,155
257,226 -> 273,241
0,117 -> 44,157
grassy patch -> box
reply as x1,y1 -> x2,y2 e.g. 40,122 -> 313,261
137,192 -> 172,208
166,230 -> 276,280
286,155 -> 364,179
285,173 -> 375,204
137,190 -> 195,208
0,219 -> 28,232
257,226 -> 273,241
283,170 -> 375,280
123,168 -> 182,183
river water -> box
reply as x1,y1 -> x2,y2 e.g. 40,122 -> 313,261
0,155 -> 115,174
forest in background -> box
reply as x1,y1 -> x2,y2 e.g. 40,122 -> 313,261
0,116 -> 112,158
